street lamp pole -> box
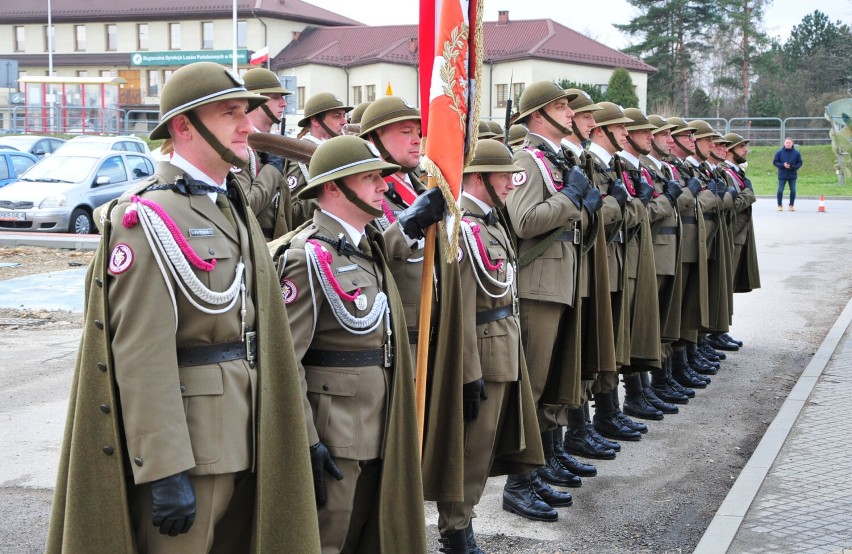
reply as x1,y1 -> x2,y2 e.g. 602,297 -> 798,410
47,0 -> 53,76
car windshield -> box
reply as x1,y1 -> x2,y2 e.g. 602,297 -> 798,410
0,136 -> 35,150
20,155 -> 98,183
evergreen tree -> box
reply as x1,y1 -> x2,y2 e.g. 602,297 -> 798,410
603,68 -> 639,108
558,79 -> 604,103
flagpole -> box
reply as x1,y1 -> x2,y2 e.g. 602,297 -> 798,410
415,211 -> 436,453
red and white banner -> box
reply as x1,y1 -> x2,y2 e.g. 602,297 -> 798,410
249,46 -> 269,66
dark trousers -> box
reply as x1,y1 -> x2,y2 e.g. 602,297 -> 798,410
777,178 -> 797,206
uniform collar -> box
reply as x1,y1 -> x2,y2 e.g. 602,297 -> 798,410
528,132 -> 561,155
561,139 -> 584,158
320,209 -> 364,246
618,150 -> 640,169
587,141 -> 613,166
461,191 -> 492,215
170,152 -> 227,202
645,153 -> 663,171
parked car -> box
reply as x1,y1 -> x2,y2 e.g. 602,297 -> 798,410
0,151 -> 155,234
0,151 -> 38,188
0,135 -> 66,158
56,135 -> 151,155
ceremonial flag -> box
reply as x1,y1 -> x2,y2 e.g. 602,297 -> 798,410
249,46 -> 269,66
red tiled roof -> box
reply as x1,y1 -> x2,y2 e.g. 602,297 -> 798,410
6,0 -> 361,26
273,18 -> 655,74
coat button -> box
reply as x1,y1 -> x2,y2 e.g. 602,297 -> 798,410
103,446 -> 114,455
100,404 -> 110,413
322,384 -> 330,392
484,329 -> 489,335
95,277 -> 103,288
134,457 -> 143,467
208,247 -> 215,255
97,361 -> 107,372
94,320 -> 104,329
180,384 -> 187,393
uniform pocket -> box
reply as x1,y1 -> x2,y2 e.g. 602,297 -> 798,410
186,235 -> 233,261
476,323 -> 511,379
179,365 -> 224,465
305,368 -> 360,448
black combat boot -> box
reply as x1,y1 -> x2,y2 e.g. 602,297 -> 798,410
623,372 -> 664,420
721,332 -> 743,347
650,363 -> 688,404
672,347 -> 707,389
584,402 -> 621,452
687,343 -> 718,375
707,332 -> 739,351
464,521 -> 485,554
438,529 -> 470,554
529,471 -> 574,507
536,431 -> 582,488
562,407 -> 615,460
613,387 -> 649,433
593,390 -> 641,441
502,472 -> 558,522
666,354 -> 696,397
554,423 -> 601,473
641,371 -> 679,414
698,338 -> 722,362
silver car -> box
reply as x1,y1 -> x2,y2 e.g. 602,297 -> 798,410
0,151 -> 155,234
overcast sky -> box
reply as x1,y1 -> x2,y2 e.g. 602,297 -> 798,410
314,0 -> 852,49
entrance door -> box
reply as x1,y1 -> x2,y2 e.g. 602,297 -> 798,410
119,70 -> 141,105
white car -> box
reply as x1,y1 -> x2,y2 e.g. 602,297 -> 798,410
0,151 -> 155,234
56,135 -> 151,156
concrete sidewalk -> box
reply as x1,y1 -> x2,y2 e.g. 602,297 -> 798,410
695,296 -> 852,553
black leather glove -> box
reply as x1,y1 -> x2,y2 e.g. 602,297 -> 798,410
583,187 -> 603,215
559,167 -> 591,208
258,150 -> 285,173
744,177 -> 753,190
727,186 -> 739,200
462,378 -> 488,422
309,441 -> 343,507
686,177 -> 702,197
710,179 -> 725,198
396,188 -> 446,240
609,179 -> 629,208
150,471 -> 196,536
637,180 -> 655,205
664,180 -> 683,205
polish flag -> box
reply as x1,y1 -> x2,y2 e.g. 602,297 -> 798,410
250,46 -> 269,66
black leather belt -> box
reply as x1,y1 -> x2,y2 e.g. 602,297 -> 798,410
262,228 -> 274,239
177,332 -> 257,368
681,216 -> 698,224
557,228 -> 581,244
303,345 -> 393,368
703,213 -> 717,221
657,226 -> 677,235
408,329 -> 420,344
476,302 -> 517,326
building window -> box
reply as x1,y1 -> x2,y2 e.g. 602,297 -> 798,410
77,70 -> 88,78
147,70 -> 160,97
74,25 -> 86,51
201,22 -> 214,50
163,69 -> 175,85
513,82 -> 525,105
169,23 -> 181,50
495,84 -> 507,108
297,87 -> 306,110
366,85 -> 376,102
43,25 -> 55,53
101,70 -> 116,78
352,86 -> 362,105
137,24 -> 149,51
14,26 -> 25,52
105,24 -> 117,51
237,21 -> 247,48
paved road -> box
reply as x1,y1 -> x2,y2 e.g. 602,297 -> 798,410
1,197 -> 851,553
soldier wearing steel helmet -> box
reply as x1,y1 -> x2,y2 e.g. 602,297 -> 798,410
502,81 -> 602,522
435,139 -> 547,553
285,92 -> 353,227
556,91 -> 621,465
357,95 -> 468,518
271,134 -> 427,553
46,61 -> 320,553
233,67 -> 295,237
507,124 -> 528,151
722,132 -> 760,297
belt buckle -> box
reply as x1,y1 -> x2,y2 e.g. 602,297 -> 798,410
512,297 -> 520,318
616,230 -> 624,243
573,227 -> 581,245
383,343 -> 393,368
245,331 -> 257,368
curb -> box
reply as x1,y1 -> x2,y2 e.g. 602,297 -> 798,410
0,232 -> 100,250
693,295 -> 852,554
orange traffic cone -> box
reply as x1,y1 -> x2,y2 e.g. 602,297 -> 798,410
818,195 -> 827,212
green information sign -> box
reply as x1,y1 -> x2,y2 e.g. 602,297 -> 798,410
130,50 -> 249,67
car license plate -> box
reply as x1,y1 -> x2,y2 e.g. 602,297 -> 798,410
0,211 -> 26,221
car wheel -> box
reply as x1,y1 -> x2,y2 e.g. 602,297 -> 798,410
69,208 -> 95,234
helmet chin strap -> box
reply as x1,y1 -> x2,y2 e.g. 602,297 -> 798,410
710,152 -> 725,163
672,135 -> 694,157
651,140 -> 668,157
318,113 -> 340,139
369,132 -> 418,172
481,174 -> 503,208
185,110 -> 248,170
626,135 -> 651,156
603,126 -> 622,153
334,179 -> 384,218
731,151 -> 747,165
538,108 -> 572,136
260,104 -> 281,125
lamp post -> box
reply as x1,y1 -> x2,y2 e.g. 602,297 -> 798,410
47,0 -> 53,76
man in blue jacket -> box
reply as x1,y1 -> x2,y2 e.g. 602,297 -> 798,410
773,137 -> 803,211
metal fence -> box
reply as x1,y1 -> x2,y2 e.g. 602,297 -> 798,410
684,116 -> 833,146
0,104 -> 160,136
